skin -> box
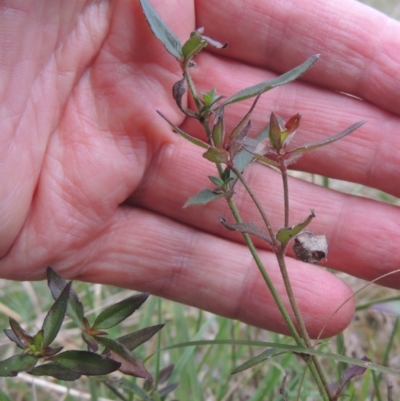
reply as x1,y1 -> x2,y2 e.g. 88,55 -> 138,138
1,0 -> 399,339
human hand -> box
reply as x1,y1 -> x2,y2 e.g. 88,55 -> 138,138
1,0 -> 399,338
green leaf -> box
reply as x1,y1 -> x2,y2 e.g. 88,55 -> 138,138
182,35 -> 207,63
160,339 -> 400,378
157,111 -> 208,149
208,175 -> 224,188
8,318 -> 33,348
0,354 -> 37,377
29,362 -> 81,381
211,106 -> 225,147
96,336 -> 152,379
32,330 -> 44,350
117,324 -> 165,351
219,217 -> 273,246
202,88 -> 217,106
42,282 -> 71,347
276,210 -> 315,245
231,348 -> 284,374
139,0 -> 182,61
52,351 -> 121,375
223,54 -> 319,105
287,120 -> 366,154
92,293 -> 149,330
202,147 -> 229,163
183,188 -> 226,208
82,331 -> 99,352
228,124 -> 270,188
253,153 -> 279,167
120,378 -> 153,401
268,112 -> 283,151
47,267 -> 85,328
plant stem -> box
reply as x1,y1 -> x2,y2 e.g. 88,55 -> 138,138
280,161 -> 290,227
278,161 -> 333,399
184,70 -> 202,112
230,167 -> 332,400
226,198 -> 331,401
227,199 -> 299,341
275,252 -> 333,399
230,166 -> 278,249
183,66 -> 332,399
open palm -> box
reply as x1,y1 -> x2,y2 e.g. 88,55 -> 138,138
1,0 -> 400,338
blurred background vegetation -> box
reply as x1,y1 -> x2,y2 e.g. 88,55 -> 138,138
0,1 -> 399,400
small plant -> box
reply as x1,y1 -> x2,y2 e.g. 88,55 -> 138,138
138,0 -> 398,399
0,267 -> 177,399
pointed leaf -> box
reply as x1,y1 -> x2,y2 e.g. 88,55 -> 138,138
182,35 -> 207,63
41,346 -> 64,357
269,112 -> 283,151
52,351 -> 120,375
4,328 -> 26,349
8,318 -> 33,348
32,330 -> 44,349
82,332 -> 99,352
158,363 -> 175,384
157,111 -> 208,149
172,76 -> 197,118
203,147 -> 229,163
208,175 -> 224,188
223,54 -> 319,105
211,106 -> 225,147
139,0 -> 182,61
96,336 -> 152,379
276,210 -> 315,245
288,121 -> 366,154
230,123 -> 270,181
219,217 -> 273,245
231,348 -> 285,374
229,94 -> 261,141
183,188 -> 226,208
92,293 -> 149,330
200,34 -> 227,49
159,382 -> 180,397
172,76 -> 186,111
29,362 -> 81,381
253,153 -> 279,167
202,88 -> 217,106
0,354 -> 37,377
42,282 -> 71,347
47,267 -> 84,328
333,356 -> 370,399
117,324 -> 165,351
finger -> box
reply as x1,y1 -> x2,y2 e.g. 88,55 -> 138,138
128,132 -> 400,289
195,0 -> 400,114
4,207 -> 352,339
181,52 -> 400,198
0,1 -> 112,256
